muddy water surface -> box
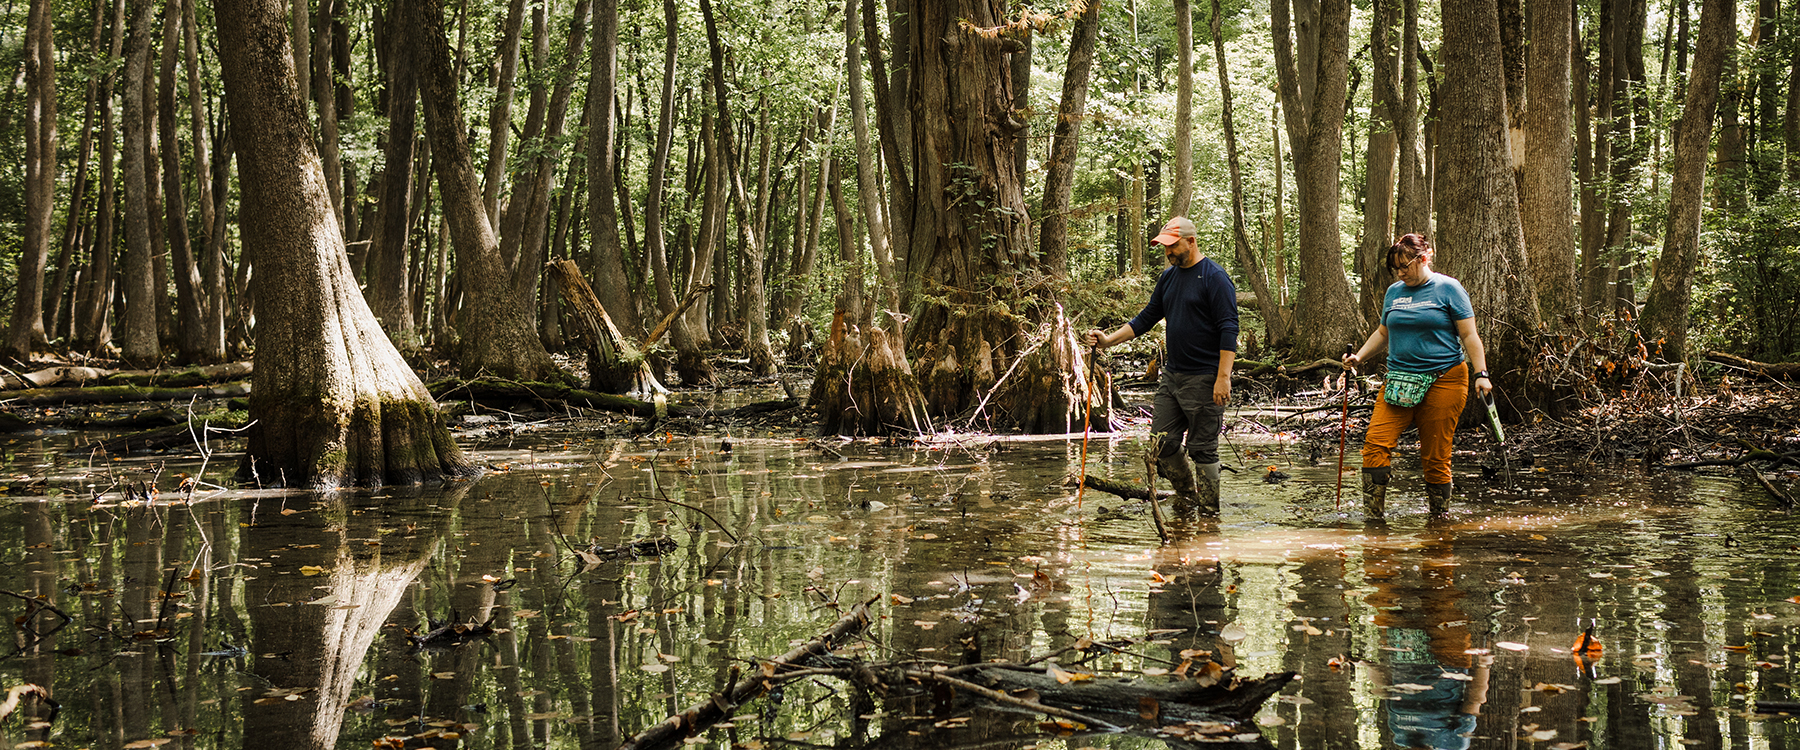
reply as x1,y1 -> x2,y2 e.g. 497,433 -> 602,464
2,424 -> 1797,750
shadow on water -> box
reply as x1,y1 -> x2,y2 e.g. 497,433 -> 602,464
2,426 -> 1798,749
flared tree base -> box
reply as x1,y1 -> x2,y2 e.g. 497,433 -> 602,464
809,311 -> 930,435
238,394 -> 475,489
913,300 -> 1110,434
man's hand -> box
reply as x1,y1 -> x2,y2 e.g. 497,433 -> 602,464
1213,375 -> 1232,406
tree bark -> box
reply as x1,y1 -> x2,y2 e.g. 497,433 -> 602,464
367,4 -> 422,347
1640,0 -> 1733,363
119,0 -> 161,365
1038,0 -> 1101,281
862,0 -> 914,303
698,0 -> 776,374
843,0 -> 900,320
1436,0 -> 1543,408
1215,0 -> 1290,347
410,0 -> 559,381
1271,0 -> 1362,358
898,0 -> 1104,433
1169,0 -> 1194,218
160,0 -> 210,364
1392,0 -> 1427,236
185,0 -> 225,361
6,0 -> 55,360
482,0 -> 527,225
1520,0 -> 1579,322
76,0 -> 127,351
216,0 -> 475,487
586,0 -> 643,339
1358,0 -> 1399,328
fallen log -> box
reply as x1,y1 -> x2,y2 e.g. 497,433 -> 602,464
0,365 -> 114,391
1,382 -> 251,406
429,379 -> 698,418
1075,474 -> 1177,502
951,663 -> 1295,726
97,361 -> 254,388
68,413 -> 250,455
616,598 -> 875,750
1707,351 -> 1800,381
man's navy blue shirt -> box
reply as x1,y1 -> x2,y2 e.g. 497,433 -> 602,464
1127,256 -> 1239,374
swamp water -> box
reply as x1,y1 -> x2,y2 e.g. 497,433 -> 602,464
2,423 -> 1798,750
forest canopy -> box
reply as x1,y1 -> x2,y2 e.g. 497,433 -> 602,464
0,0 -> 1796,433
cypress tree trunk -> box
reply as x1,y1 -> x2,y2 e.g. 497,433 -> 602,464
896,0 -> 1105,434
367,3 -> 422,347
1272,0 -> 1363,358
119,0 -> 161,365
216,0 -> 474,487
1521,0 -> 1579,321
1640,0 -> 1733,363
410,0 -> 559,382
1436,0 -> 1543,410
1215,0 -> 1290,346
1038,0 -> 1100,280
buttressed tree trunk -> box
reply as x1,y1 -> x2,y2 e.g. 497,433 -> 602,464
216,0 -> 474,488
1640,0 -> 1733,362
897,0 -> 1108,434
410,0 -> 559,382
1436,0 -> 1543,412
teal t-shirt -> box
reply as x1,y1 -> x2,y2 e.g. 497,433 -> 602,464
1381,274 -> 1474,374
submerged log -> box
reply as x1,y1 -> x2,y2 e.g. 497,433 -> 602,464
0,365 -> 113,390
953,663 -> 1295,725
617,599 -> 876,750
2,381 -> 250,406
1076,474 -> 1177,502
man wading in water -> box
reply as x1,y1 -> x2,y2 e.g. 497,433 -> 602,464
1085,216 -> 1240,515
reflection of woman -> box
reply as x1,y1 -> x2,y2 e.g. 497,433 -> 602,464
1343,234 -> 1492,519
1363,535 -> 1490,750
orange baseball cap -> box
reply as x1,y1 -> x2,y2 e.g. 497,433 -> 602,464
1152,216 -> 1196,246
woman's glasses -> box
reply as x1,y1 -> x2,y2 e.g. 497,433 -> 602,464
1387,257 -> 1419,274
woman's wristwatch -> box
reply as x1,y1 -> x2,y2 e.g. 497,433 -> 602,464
1473,370 -> 1490,380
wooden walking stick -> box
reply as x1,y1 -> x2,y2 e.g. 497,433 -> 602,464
1335,357 -> 1354,510
1076,342 -> 1099,509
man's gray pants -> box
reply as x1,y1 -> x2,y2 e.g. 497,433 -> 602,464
1151,369 -> 1225,510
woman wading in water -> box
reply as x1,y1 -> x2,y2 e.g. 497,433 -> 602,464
1343,234 -> 1493,520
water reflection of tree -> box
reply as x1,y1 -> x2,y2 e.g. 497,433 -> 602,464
242,485 -> 459,750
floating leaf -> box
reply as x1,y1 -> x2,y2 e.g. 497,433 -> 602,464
298,566 -> 327,576
1497,641 -> 1531,652
1139,697 -> 1160,721
640,664 -> 670,673
123,740 -> 173,749
432,672 -> 456,680
1219,622 -> 1247,644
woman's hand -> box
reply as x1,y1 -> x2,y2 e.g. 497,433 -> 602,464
1342,352 -> 1361,370
1474,375 -> 1493,397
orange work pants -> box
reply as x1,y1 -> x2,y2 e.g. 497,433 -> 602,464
1361,365 -> 1469,485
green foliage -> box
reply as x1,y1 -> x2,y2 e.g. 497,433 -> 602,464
1691,189 -> 1800,363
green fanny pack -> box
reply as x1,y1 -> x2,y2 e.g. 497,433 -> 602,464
1382,369 -> 1440,408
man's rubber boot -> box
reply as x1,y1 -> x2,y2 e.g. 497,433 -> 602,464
1195,462 -> 1222,517
1157,453 -> 1199,504
1426,482 -> 1453,517
1362,467 -> 1392,521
